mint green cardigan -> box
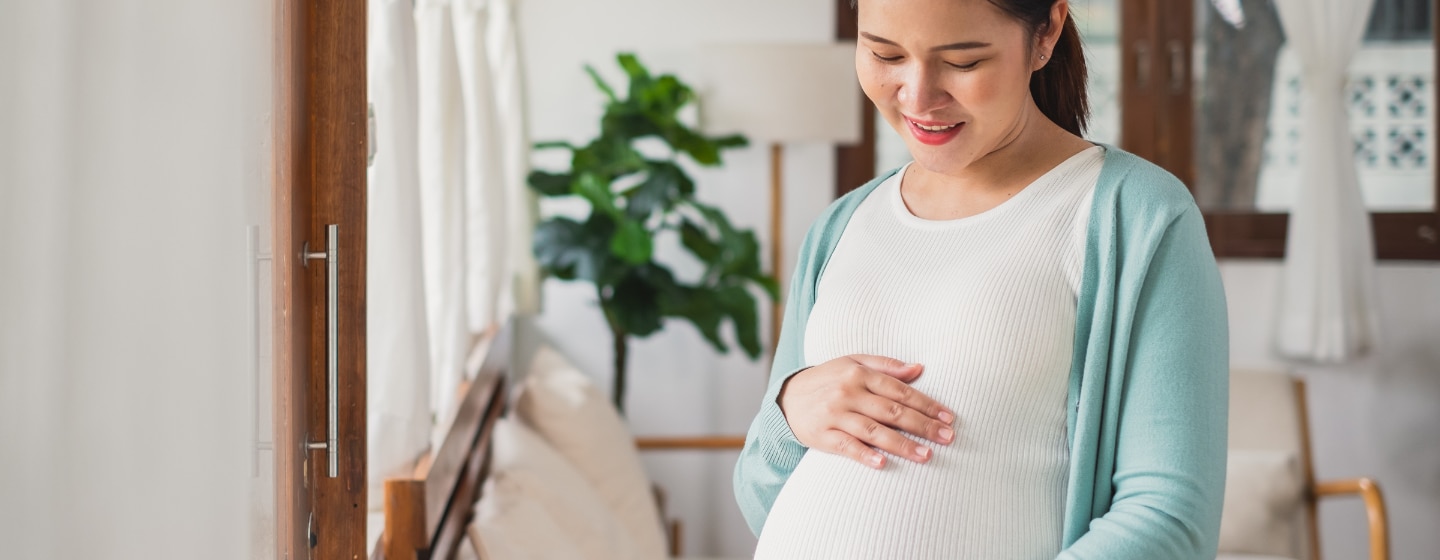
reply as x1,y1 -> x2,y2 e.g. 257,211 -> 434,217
734,147 -> 1229,558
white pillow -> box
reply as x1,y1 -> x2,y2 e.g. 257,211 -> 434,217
515,345 -> 669,560
481,417 -> 637,560
1218,450 -> 1304,557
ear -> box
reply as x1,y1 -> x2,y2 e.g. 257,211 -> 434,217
1033,0 -> 1069,71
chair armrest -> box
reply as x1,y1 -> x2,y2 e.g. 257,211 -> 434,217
1313,477 -> 1389,560
634,436 -> 746,450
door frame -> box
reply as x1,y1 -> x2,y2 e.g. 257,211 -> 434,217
273,0 -> 368,558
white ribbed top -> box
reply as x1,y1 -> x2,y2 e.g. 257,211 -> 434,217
754,146 -> 1105,560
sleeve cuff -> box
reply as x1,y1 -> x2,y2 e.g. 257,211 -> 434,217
759,365 -> 811,451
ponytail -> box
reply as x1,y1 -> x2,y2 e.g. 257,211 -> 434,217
1029,13 -> 1089,136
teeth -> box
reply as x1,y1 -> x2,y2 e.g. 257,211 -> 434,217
913,120 -> 959,132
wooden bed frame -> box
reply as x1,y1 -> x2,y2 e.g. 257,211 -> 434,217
370,327 -> 511,560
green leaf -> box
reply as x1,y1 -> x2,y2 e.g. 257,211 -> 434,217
584,65 -> 619,104
624,161 -> 693,220
609,219 -> 653,264
533,217 -> 611,282
534,140 -> 577,151
616,53 -> 652,96
678,219 -> 720,264
608,269 -> 665,337
528,170 -> 573,197
664,286 -> 728,353
716,285 -> 762,359
574,172 -> 620,218
712,134 -> 749,149
758,275 -> 781,300
668,127 -> 720,165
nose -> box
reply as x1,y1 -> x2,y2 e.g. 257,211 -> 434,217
896,62 -> 952,116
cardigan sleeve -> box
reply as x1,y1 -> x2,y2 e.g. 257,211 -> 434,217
1058,206 -> 1230,559
732,220 -> 822,537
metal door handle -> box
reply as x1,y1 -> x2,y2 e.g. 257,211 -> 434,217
249,226 -> 274,477
1134,42 -> 1151,89
303,224 -> 339,478
1168,40 -> 1186,93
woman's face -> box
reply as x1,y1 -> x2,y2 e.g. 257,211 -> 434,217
856,0 -> 1044,176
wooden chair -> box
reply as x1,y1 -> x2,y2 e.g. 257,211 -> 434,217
1227,369 -> 1390,560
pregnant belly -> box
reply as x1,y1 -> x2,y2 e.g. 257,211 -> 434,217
754,436 -> 1068,560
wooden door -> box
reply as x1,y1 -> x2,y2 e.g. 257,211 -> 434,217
273,0 -> 368,558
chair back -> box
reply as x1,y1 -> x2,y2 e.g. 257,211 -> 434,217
1225,369 -> 1320,560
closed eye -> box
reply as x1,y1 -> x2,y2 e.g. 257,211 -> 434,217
871,51 -> 903,63
947,60 -> 981,70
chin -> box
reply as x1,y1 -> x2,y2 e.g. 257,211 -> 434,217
907,144 -> 978,177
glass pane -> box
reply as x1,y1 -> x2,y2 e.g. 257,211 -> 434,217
872,0 -> 1123,174
1193,0 -> 1436,212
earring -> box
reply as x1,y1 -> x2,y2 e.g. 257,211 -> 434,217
1039,54 -> 1048,60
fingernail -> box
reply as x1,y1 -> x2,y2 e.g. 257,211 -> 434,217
915,447 -> 930,460
869,454 -> 884,468
939,410 -> 954,424
904,362 -> 921,368
938,427 -> 954,443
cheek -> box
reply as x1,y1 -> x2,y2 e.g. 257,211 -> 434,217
855,61 -> 897,107
956,64 -> 1030,115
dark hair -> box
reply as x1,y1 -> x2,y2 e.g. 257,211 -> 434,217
850,0 -> 1090,136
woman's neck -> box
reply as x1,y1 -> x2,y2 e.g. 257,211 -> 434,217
900,105 -> 1092,221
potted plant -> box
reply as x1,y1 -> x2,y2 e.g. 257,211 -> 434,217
528,53 -> 778,413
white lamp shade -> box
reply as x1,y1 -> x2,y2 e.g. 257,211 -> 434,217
698,43 -> 862,144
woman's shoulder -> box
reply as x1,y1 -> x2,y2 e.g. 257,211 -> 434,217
1094,144 -> 1200,225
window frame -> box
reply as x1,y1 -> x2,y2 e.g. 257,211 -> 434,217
834,0 -> 1440,260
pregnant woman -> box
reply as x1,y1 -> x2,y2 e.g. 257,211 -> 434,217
734,0 -> 1230,558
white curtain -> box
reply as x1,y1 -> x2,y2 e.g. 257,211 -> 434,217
416,0 -> 472,427
1272,0 -> 1382,363
488,0 -> 543,315
367,0 -> 433,510
454,0 -> 512,331
414,0 -> 539,429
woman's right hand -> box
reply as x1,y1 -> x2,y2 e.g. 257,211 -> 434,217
778,354 -> 955,469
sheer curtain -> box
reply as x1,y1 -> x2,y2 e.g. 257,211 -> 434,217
418,0 -> 539,426
367,0 -> 433,509
416,0 -> 473,429
1271,0 -> 1382,363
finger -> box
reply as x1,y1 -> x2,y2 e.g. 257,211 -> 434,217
848,354 -> 923,382
838,412 -> 932,464
855,393 -> 955,445
820,429 -> 886,469
864,373 -> 955,426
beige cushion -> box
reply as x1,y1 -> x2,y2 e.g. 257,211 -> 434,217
516,345 -> 669,560
1219,450 -> 1304,557
477,417 -> 637,560
469,475 -> 590,560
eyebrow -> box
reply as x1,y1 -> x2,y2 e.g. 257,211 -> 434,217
860,32 -> 991,51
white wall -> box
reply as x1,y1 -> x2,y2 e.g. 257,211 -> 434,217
0,1 -> 266,558
518,0 -> 835,555
1222,262 -> 1440,559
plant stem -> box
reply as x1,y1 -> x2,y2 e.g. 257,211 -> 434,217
611,322 -> 629,414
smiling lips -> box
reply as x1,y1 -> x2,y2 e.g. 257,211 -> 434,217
907,117 -> 963,145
